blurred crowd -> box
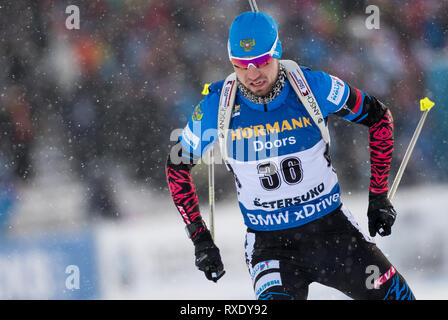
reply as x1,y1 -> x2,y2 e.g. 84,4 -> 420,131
0,0 -> 447,226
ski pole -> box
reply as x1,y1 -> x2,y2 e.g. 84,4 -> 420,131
387,97 -> 435,201
249,0 -> 259,12
208,146 -> 215,240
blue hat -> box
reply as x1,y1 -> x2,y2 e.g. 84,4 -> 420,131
228,11 -> 282,59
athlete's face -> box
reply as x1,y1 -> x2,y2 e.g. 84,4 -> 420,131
233,58 -> 279,97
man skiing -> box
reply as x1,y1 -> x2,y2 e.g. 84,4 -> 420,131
166,11 -> 415,300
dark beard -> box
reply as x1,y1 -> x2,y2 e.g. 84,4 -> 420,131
237,63 -> 287,105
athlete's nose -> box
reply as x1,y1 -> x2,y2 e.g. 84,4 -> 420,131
247,64 -> 261,81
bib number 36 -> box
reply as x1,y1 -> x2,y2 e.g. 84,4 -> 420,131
257,156 -> 303,190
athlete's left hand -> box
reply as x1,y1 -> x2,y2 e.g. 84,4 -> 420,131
367,194 -> 397,237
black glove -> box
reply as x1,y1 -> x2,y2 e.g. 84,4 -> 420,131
194,238 -> 225,282
187,220 -> 225,282
367,194 -> 397,237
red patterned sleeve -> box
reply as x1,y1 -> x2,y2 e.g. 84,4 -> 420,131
165,148 -> 208,240
166,165 -> 201,224
368,109 -> 394,195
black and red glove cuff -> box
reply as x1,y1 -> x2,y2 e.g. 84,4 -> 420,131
186,219 -> 212,244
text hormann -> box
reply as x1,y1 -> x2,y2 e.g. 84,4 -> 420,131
232,117 -> 312,140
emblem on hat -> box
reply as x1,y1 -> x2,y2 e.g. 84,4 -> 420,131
240,38 -> 255,52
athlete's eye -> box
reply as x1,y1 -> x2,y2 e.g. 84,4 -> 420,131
262,60 -> 271,67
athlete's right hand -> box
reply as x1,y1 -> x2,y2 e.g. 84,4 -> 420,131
367,194 -> 397,237
194,234 -> 225,283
